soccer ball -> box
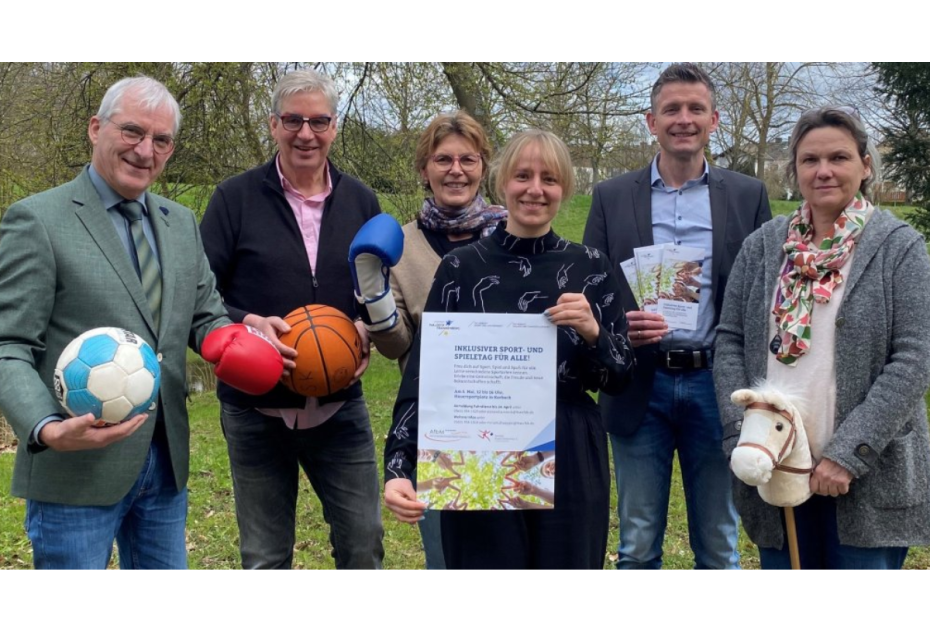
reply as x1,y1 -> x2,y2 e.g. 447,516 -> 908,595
54,327 -> 161,426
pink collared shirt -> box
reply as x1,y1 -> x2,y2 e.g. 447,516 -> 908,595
258,156 -> 343,429
276,155 -> 332,272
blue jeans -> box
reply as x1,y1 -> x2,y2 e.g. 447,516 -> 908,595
611,366 -> 740,569
221,397 -> 384,569
26,439 -> 187,569
419,510 -> 446,569
758,494 -> 908,569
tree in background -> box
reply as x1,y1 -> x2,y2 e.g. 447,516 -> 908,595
1,62 -> 878,223
0,62 -> 283,216
450,62 -> 654,193
0,62 -> 658,223
875,62 -> 930,235
0,62 -> 885,446
705,62 -> 874,200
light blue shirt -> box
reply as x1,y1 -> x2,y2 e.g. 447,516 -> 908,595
88,165 -> 162,272
650,155 -> 715,350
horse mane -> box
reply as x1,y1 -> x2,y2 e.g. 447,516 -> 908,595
750,378 -> 809,417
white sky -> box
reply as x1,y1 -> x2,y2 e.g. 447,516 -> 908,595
2,2 -> 926,61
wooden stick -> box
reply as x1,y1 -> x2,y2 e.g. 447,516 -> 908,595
784,506 -> 801,570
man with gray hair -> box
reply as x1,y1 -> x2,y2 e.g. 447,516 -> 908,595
200,69 -> 385,569
0,76 -> 232,568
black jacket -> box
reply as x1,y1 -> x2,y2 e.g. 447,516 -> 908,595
200,156 -> 381,408
583,164 -> 771,436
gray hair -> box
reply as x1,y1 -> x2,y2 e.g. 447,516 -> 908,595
787,106 -> 881,197
650,63 -> 717,113
96,76 -> 181,135
271,69 -> 339,118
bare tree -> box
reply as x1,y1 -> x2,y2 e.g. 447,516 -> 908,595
708,63 -> 879,199
1,62 -> 672,223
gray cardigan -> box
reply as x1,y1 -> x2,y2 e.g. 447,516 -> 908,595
714,209 -> 930,549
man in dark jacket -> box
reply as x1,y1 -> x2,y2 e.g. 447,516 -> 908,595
583,63 -> 771,569
200,69 -> 384,569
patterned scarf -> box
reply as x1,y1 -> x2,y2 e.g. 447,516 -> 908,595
417,195 -> 507,238
773,194 -> 873,366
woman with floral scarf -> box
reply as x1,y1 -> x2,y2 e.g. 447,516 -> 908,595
365,111 -> 505,569
714,106 -> 930,569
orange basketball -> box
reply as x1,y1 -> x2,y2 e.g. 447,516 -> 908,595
279,305 -> 362,397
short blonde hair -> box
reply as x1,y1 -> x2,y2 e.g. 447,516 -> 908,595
492,130 -> 575,204
415,111 -> 492,190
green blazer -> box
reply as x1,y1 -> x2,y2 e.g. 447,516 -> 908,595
0,168 -> 230,505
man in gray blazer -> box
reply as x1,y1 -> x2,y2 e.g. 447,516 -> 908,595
0,76 -> 230,569
583,63 -> 771,569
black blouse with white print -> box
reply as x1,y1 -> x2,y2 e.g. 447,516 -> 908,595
384,223 -> 635,483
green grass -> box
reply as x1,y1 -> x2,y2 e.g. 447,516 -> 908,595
6,352 -> 929,569
771,199 -> 917,219
0,448 -> 31,569
552,197 -> 919,244
553,195 -> 592,243
0,354 -> 718,569
2,194 -> 929,569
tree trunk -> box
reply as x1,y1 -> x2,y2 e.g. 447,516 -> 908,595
236,63 -> 267,167
440,63 -> 488,129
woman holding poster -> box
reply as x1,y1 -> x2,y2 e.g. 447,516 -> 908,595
383,130 -> 635,569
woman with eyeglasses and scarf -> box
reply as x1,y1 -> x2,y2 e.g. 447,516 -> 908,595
364,111 -> 506,569
714,106 -> 930,569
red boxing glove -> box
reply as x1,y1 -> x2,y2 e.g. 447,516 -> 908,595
201,324 -> 283,395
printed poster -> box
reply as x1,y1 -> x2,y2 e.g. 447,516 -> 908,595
417,312 -> 557,510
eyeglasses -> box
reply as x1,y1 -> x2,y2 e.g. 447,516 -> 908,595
113,122 -> 175,155
430,153 -> 482,171
276,114 -> 333,133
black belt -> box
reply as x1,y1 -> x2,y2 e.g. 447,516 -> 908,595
657,348 -> 713,371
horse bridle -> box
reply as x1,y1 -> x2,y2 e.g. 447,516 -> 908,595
736,402 -> 814,475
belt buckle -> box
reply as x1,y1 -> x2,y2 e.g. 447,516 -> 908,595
694,350 -> 706,369
665,350 -> 686,370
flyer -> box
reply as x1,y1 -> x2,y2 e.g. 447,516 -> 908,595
656,245 -> 705,330
417,312 -> 557,510
633,244 -> 667,313
619,257 -> 643,310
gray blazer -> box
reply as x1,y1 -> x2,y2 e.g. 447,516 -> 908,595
0,168 -> 230,505
583,164 -> 770,436
714,209 -> 930,548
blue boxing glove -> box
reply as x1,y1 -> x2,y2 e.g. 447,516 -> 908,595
349,214 -> 404,332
